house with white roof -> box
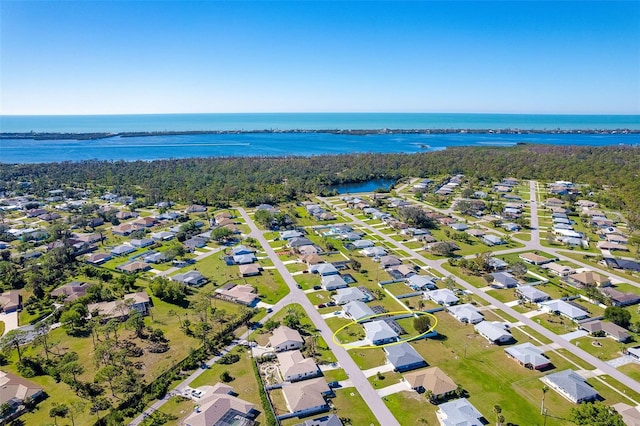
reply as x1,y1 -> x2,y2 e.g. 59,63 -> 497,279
384,342 -> 427,372
425,289 -> 459,306
516,286 -> 550,303
364,320 -> 398,345
436,398 -> 483,426
310,263 -> 338,276
492,272 -> 519,289
474,321 -> 513,345
321,275 -> 348,291
361,247 -> 387,257
505,343 -> 551,370
171,271 -> 207,287
332,287 -> 370,305
343,301 -> 375,322
406,275 -> 437,291
352,239 -> 374,249
542,370 -> 599,403
269,326 -> 304,352
447,304 -> 483,324
540,300 -> 589,321
543,262 -> 575,277
281,378 -> 332,418
277,350 -> 320,382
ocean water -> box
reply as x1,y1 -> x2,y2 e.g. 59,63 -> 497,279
1,113 -> 639,133
0,113 -> 638,163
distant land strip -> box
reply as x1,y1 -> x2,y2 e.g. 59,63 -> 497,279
2,128 -> 639,140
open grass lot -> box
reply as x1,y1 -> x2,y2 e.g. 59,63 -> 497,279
486,289 -> 518,303
243,268 -> 290,304
285,262 -> 307,273
572,336 -> 633,361
534,313 -> 577,335
323,368 -> 348,383
294,273 -> 322,289
383,282 -> 415,296
368,370 -> 403,388
586,375 -> 640,406
619,362 -> 640,382
517,325 -> 553,344
189,347 -> 265,424
406,312 -> 579,425
383,390 -> 438,425
329,388 -> 380,426
554,348 -> 594,370
348,347 -> 387,370
441,263 -> 489,288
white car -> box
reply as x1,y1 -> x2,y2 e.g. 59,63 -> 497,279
191,389 -> 204,399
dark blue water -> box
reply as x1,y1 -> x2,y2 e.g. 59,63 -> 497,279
1,132 -> 638,164
331,179 -> 396,194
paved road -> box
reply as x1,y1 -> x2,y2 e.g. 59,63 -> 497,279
238,207 -> 397,426
320,191 -> 640,393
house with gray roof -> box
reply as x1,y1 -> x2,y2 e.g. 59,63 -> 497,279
384,342 -> 427,372
280,230 -> 304,240
352,239 -> 374,249
436,398 -> 483,426
289,237 -> 314,248
516,285 -> 550,303
110,244 -> 136,256
142,251 -> 167,264
361,246 -> 387,257
542,370 -> 599,403
130,238 -> 154,248
425,289 -> 459,306
483,234 -> 505,246
580,320 -> 631,342
232,245 -> 255,256
310,263 -> 338,276
492,272 -> 519,289
233,253 -> 257,264
379,255 -> 402,268
475,321 -> 513,345
406,275 -> 437,291
540,300 -> 589,321
505,343 -> 551,370
332,287 -> 370,305
447,304 -> 483,324
171,270 -> 207,287
150,231 -> 175,241
364,320 -> 398,345
321,275 -> 348,291
298,414 -> 343,426
343,301 -> 375,322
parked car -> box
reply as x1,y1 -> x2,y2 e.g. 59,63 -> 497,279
313,285 -> 322,290
317,304 -> 326,308
191,389 -> 204,399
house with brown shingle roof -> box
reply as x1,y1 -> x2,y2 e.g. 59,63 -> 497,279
277,350 -> 320,382
404,367 -> 457,399
281,378 -> 331,418
50,281 -> 88,303
182,382 -> 258,426
0,370 -> 44,420
580,320 -> 631,342
566,271 -> 611,288
269,326 -> 304,352
0,291 -> 21,313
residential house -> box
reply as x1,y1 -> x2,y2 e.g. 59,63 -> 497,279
232,245 -> 255,256
300,254 -> 324,266
405,367 -> 457,399
449,223 -> 469,232
351,240 -> 374,249
269,326 -> 304,352
379,255 -> 402,269
186,204 -> 207,213
426,289 -> 459,306
364,320 -> 398,345
124,291 -> 152,315
492,272 -> 519,289
406,275 -> 437,291
474,321 -> 513,345
361,247 -> 387,257
602,258 -> 640,273
298,245 -> 320,256
482,235 -> 505,246
0,291 -> 21,313
130,238 -> 154,248
184,237 -> 207,252
516,286 -> 550,303
112,223 -> 137,236
214,284 -> 259,306
611,403 -> 640,426
116,261 -> 150,274
150,231 -> 175,241
542,370 -> 599,403
447,304 -> 483,324
332,287 -> 370,305
172,271 -> 208,287
277,350 -> 320,382
142,251 -> 167,264
86,252 -> 112,265
488,257 -> 509,271
384,342 -> 427,372
388,264 -> 416,279
233,253 -> 257,265
540,300 -> 589,321
239,264 -> 262,277
343,301 -> 375,322
505,343 -> 551,370
436,398 -> 483,426
321,275 -> 348,291
519,253 -> 554,266
182,382 -> 258,426
50,281 -> 88,303
0,370 -> 44,421
600,287 -> 640,307
580,320 -> 630,342
543,262 -> 575,277
110,244 -> 137,256
281,378 -> 331,418
289,237 -> 314,248
310,263 -> 339,276
566,271 -> 611,288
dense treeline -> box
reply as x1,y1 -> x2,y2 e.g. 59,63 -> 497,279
1,144 -> 638,224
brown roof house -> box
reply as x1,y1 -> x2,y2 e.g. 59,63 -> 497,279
0,370 -> 44,422
214,284 -> 259,306
566,271 -> 611,288
404,367 -> 457,400
50,281 -> 89,303
580,320 -> 631,342
88,292 -> 151,321
269,326 -> 304,352
182,382 -> 258,426
277,350 -> 320,382
0,291 -> 21,313
281,378 -> 332,418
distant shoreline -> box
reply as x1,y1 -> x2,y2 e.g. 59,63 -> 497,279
2,128 -> 638,141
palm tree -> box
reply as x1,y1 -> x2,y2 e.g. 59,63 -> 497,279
493,405 -> 504,426
541,385 -> 549,415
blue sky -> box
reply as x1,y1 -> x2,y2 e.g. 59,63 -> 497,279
1,1 -> 639,115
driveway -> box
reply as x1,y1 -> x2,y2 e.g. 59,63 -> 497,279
0,311 -> 19,336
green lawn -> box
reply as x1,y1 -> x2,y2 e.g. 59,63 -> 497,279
619,363 -> 640,382
384,390 -> 438,425
243,268 -> 290,304
348,347 -> 387,370
572,336 -> 632,361
329,388 -> 380,426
